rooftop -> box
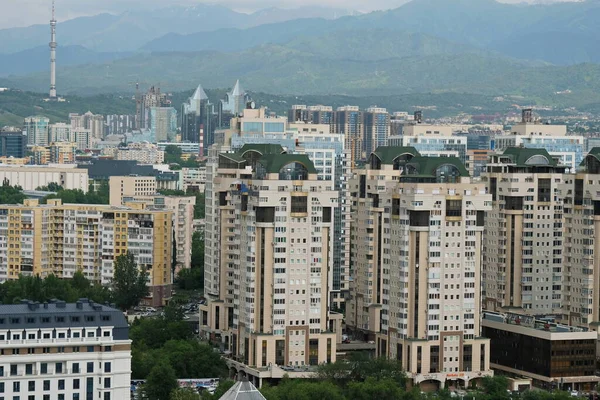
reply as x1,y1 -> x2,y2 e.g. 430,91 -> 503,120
482,311 -> 588,334
219,380 -> 266,400
257,154 -> 317,175
371,146 -> 420,165
0,299 -> 129,338
500,147 -> 558,167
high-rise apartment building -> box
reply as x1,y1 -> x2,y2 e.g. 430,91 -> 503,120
482,148 -> 567,315
335,106 -> 363,167
210,107 -> 351,310
347,146 -> 492,389
109,192 -> 195,270
363,107 -> 390,157
138,86 -> 170,130
483,147 -> 600,329
200,145 -> 340,379
31,142 -> 77,165
105,114 -> 134,136
0,300 -> 131,400
387,118 -> 468,164
150,107 -> 177,142
494,110 -> 585,170
0,199 -> 173,305
0,130 -> 26,158
49,122 -> 71,143
24,116 -> 50,147
70,112 -> 105,140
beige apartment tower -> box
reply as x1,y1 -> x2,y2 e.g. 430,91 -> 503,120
347,146 -> 492,389
200,144 -> 339,384
483,147 -> 600,329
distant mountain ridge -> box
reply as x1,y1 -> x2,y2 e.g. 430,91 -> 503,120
0,5 -> 356,54
141,0 -> 600,66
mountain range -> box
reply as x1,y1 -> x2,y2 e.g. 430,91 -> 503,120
2,0 -> 600,105
0,5 -> 356,54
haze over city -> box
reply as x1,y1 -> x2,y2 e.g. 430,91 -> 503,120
0,0 -> 583,29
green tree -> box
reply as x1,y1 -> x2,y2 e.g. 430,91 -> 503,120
112,252 -> 148,310
191,192 -> 205,219
36,182 -> 63,192
346,377 -> 403,400
480,375 -> 510,400
0,180 -> 26,204
143,360 -> 179,400
191,231 -> 204,269
261,379 -> 344,400
171,388 -> 200,400
176,267 -> 203,291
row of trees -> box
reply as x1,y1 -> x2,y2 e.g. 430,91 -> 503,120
0,252 -> 149,310
38,180 -> 110,204
257,357 -> 579,400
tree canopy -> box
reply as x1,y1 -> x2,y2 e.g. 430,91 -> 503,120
42,180 -> 109,204
112,251 -> 149,310
0,272 -> 112,304
0,180 -> 26,204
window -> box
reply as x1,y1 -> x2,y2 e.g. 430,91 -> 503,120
27,381 -> 34,391
55,363 -> 63,374
103,393 -> 110,400
44,395 -> 50,400
0,382 -> 4,393
72,363 -> 79,373
87,362 -> 93,373
86,346 -> 94,352
13,382 -> 19,392
58,395 -> 64,400
104,363 -> 111,373
73,379 -> 80,390
43,380 -> 50,391
40,363 -> 47,374
25,364 -> 32,375
58,380 -> 65,390
10,365 -> 17,376
103,378 -> 110,389
104,346 -> 112,352
73,394 -> 80,400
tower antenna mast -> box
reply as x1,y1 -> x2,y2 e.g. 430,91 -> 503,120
49,0 -> 57,99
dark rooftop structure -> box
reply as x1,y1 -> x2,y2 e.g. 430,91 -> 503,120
487,147 -> 567,174
79,159 -> 178,182
369,146 -> 420,170
0,299 -> 129,340
402,156 -> 469,183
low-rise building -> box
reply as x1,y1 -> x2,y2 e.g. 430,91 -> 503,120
0,299 -> 131,400
103,142 -> 165,165
0,164 -> 88,191
482,312 -> 599,391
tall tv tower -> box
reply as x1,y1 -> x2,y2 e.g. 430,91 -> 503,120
49,0 -> 57,99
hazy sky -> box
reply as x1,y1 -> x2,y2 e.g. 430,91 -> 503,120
0,0 -> 579,29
